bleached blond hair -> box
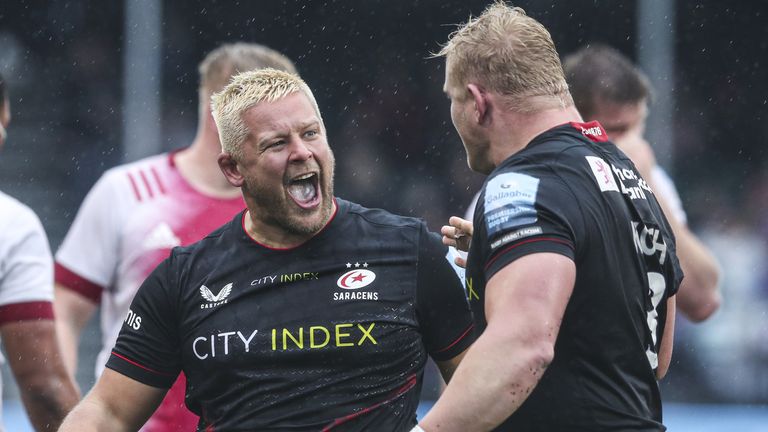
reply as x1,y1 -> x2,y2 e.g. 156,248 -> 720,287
211,68 -> 321,160
436,1 -> 573,113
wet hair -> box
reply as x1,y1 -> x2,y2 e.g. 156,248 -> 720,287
435,1 -> 572,113
211,68 -> 321,161
563,44 -> 653,119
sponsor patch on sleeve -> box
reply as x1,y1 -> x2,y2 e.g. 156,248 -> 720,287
586,156 -> 620,192
490,226 -> 544,250
483,173 -> 539,237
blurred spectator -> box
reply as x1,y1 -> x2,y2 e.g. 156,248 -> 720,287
0,73 -> 79,431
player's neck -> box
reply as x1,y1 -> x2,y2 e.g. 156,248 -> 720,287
175,127 -> 240,199
490,105 -> 582,166
242,201 -> 337,249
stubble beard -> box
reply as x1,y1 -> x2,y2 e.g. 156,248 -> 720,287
245,161 -> 336,237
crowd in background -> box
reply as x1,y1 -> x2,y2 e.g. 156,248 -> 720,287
1,0 -> 767,406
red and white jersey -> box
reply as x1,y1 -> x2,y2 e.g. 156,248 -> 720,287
0,191 -> 55,430
55,152 -> 245,431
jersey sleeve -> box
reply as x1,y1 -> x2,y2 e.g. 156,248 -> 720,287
478,169 -> 579,280
55,170 -> 127,302
105,254 -> 182,388
0,205 -> 54,324
415,224 -> 476,362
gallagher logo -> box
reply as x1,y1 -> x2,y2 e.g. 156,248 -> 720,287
337,269 -> 376,290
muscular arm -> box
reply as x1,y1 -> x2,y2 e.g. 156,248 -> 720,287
1,319 -> 79,431
54,283 -> 98,376
58,368 -> 166,432
419,253 -> 575,431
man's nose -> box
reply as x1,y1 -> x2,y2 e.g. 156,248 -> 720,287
288,138 -> 313,162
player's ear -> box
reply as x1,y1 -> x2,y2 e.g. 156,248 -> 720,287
467,83 -> 488,125
218,152 -> 244,187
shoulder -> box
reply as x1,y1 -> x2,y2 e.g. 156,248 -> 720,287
0,191 -> 44,233
341,199 -> 425,232
96,153 -> 170,201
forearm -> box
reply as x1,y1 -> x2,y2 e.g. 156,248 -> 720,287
419,254 -> 572,431
54,285 -> 97,376
420,329 -> 552,431
55,318 -> 81,377
2,319 -> 80,431
20,373 -> 79,432
58,396 -> 130,432
674,230 -> 721,321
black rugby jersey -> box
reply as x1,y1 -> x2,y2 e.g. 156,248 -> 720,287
107,199 -> 475,431
466,121 -> 683,432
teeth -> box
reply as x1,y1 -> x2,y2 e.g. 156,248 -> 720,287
293,173 -> 315,181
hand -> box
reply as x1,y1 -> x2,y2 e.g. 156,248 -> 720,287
441,216 -> 474,267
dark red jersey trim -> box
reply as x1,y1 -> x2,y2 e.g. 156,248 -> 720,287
150,166 -> 166,195
54,263 -> 103,304
569,121 -> 609,142
126,172 -> 143,201
111,351 -> 175,376
485,237 -> 573,271
322,374 -> 418,431
241,198 -> 339,251
433,323 -> 475,354
168,148 -> 184,167
139,169 -> 155,199
0,301 -> 54,325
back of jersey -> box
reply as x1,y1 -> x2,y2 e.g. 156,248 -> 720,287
468,122 -> 682,431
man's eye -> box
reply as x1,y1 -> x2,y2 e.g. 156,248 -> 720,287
304,130 -> 317,138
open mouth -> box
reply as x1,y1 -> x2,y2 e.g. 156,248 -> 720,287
287,172 -> 321,209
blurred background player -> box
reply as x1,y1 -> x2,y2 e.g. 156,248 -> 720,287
53,43 -> 297,431
563,44 -> 721,322
0,73 -> 79,431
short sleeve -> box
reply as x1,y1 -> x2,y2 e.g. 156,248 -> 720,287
105,256 -> 181,388
479,170 -> 578,280
415,224 -> 476,362
0,204 -> 54,323
55,171 -> 128,301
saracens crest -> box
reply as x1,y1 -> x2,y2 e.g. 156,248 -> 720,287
335,262 -> 378,301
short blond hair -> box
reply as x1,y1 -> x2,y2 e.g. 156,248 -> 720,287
198,42 -> 297,97
436,1 -> 572,112
211,68 -> 321,160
